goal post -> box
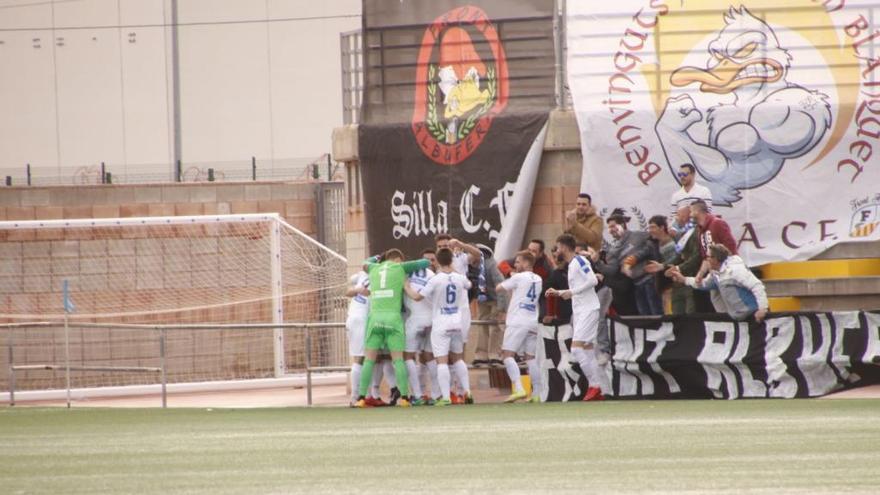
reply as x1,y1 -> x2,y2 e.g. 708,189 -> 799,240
0,213 -> 349,393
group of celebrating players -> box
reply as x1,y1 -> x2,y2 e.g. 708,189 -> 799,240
345,233 -> 607,407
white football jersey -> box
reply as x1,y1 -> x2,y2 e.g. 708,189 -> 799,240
500,271 -> 542,327
567,255 -> 600,314
451,250 -> 471,275
420,271 -> 471,332
404,267 -> 434,320
346,271 -> 370,319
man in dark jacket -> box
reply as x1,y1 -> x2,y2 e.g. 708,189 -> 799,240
595,210 -> 647,316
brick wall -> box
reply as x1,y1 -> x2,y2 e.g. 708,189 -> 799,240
0,182 -> 318,235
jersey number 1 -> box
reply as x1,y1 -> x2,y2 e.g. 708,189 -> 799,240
379,266 -> 388,289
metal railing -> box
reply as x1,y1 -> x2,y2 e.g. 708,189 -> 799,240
1,154 -> 344,187
4,321 -> 348,408
4,319 -> 512,407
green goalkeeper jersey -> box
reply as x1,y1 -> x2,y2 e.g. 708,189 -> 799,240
366,258 -> 430,313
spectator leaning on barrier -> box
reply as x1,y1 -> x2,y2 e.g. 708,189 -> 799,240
691,199 -> 737,258
599,209 -> 651,316
640,215 -> 677,314
564,193 -> 604,252
653,205 -> 702,315
690,199 -> 738,293
668,244 -> 768,322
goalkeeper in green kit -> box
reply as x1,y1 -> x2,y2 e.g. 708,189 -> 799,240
355,249 -> 430,408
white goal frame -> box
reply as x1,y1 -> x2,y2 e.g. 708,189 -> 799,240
0,213 -> 348,380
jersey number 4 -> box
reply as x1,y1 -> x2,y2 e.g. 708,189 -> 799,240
526,282 -> 537,301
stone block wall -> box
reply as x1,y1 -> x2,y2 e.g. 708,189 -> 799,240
0,181 -> 318,235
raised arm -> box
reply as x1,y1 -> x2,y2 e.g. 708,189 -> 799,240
451,239 -> 481,265
401,258 -> 430,274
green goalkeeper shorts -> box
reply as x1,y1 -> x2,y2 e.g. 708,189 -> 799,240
364,311 -> 405,352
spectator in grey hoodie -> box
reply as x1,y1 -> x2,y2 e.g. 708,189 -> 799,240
668,244 -> 768,322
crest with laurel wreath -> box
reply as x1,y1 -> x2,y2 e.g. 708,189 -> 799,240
425,63 -> 498,144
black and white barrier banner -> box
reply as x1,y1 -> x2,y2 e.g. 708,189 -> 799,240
542,311 -> 880,401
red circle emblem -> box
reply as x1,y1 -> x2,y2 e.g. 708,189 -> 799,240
411,6 -> 509,166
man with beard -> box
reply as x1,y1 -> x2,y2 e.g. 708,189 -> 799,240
564,193 -> 604,252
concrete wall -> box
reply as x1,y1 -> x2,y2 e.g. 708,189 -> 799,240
0,0 -> 360,179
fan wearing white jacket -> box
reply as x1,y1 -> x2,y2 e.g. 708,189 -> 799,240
669,244 -> 768,322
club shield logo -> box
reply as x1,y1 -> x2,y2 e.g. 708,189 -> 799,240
411,6 -> 509,166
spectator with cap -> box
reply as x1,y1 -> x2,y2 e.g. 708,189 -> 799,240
564,193 -> 604,252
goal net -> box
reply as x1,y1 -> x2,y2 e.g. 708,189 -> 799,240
0,214 -> 349,393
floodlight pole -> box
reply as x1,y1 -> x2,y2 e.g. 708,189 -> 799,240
270,217 -> 285,377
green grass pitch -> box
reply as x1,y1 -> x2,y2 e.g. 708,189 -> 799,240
2,400 -> 879,494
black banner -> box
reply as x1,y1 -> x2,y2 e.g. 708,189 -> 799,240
542,311 -> 880,400
359,0 -> 555,257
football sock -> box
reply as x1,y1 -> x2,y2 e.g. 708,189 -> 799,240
383,360 -> 397,388
452,360 -> 470,394
437,363 -> 451,400
504,357 -> 524,394
426,360 -> 441,399
370,361 -> 384,398
350,362 -> 362,402
527,358 -> 542,399
358,359 -> 375,398
405,359 -> 422,398
392,359 -> 409,397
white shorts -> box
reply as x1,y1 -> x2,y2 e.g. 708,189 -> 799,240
405,316 -> 432,353
431,327 -> 465,356
346,314 -> 367,357
502,323 -> 538,356
572,308 -> 600,344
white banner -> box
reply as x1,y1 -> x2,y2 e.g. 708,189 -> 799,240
567,0 -> 880,266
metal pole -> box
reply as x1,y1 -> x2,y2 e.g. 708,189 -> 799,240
554,0 -> 569,110
8,330 -> 15,406
305,326 -> 312,406
326,154 -> 331,181
26,163 -> 31,186
64,314 -> 71,409
251,156 -> 256,181
171,0 -> 182,174
101,162 -> 106,184
269,218 -> 285,377
160,329 -> 167,408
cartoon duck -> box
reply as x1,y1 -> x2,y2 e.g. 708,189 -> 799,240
655,6 -> 832,206
436,27 -> 491,143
